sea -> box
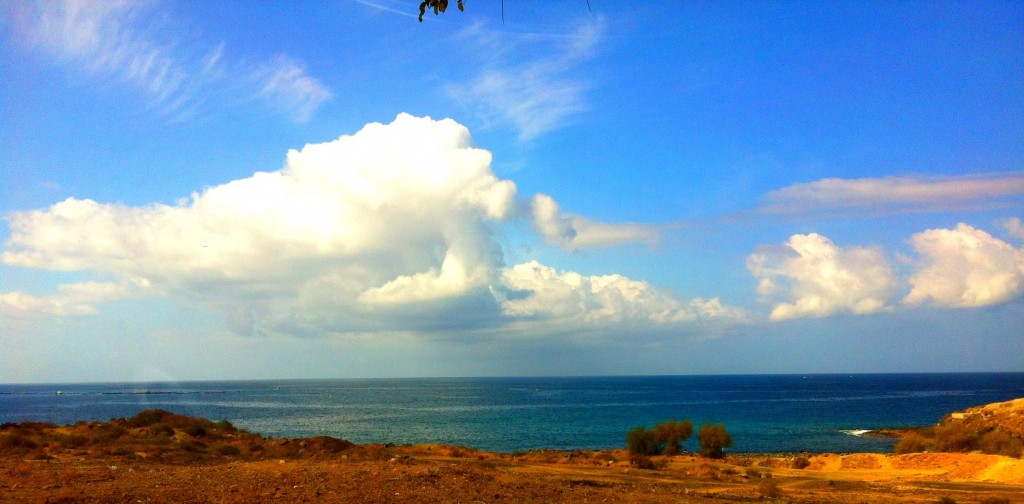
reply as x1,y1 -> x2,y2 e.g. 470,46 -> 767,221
2,373 -> 1022,454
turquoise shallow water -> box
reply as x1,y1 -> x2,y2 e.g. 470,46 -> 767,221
2,373 -> 1022,453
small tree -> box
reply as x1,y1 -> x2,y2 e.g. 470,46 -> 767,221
654,419 -> 693,455
698,423 -> 732,459
626,425 -> 661,455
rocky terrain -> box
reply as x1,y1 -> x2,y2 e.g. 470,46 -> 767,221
1,406 -> 1022,503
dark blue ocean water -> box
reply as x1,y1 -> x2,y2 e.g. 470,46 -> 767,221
2,374 -> 1022,454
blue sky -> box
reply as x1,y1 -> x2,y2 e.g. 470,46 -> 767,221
1,0 -> 1022,383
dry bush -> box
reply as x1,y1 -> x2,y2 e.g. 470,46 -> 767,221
933,422 -> 976,452
758,479 -> 781,499
978,498 -> 1009,504
977,429 -> 1022,458
791,456 -> 810,469
629,453 -> 656,470
698,423 -> 732,459
894,432 -> 932,454
730,456 -> 752,467
217,445 -> 241,456
149,423 -> 174,437
52,434 -> 88,448
180,440 -> 208,453
0,433 -> 37,454
126,410 -> 168,428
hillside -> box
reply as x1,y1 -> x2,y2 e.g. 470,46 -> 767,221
944,398 -> 1024,440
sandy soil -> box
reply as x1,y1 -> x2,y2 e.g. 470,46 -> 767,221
2,409 -> 1023,503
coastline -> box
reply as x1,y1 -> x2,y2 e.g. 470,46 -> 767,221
6,373 -> 1021,454
2,409 -> 1023,503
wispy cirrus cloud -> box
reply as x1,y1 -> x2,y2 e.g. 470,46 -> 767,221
448,17 -> 605,141
5,0 -> 331,122
758,173 -> 1024,217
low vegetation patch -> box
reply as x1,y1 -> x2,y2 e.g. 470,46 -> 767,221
697,423 -> 733,459
626,419 -> 693,456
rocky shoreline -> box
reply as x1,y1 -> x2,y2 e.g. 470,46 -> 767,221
2,405 -> 1022,503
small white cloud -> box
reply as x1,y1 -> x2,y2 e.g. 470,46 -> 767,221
531,194 -> 577,247
759,174 -> 1024,216
499,260 -> 745,325
531,193 -> 657,249
748,233 -> 898,321
903,223 -> 1024,308
1002,217 -> 1024,241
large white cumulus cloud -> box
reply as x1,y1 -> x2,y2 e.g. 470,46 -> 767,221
747,233 -> 898,321
1,114 -> 737,336
903,223 -> 1024,308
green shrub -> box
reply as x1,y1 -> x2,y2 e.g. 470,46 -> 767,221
215,420 -> 237,432
654,419 -> 693,455
791,455 -> 810,469
627,419 -> 695,455
626,425 -> 661,455
698,423 -> 732,459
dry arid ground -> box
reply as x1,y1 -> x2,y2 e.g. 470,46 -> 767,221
2,406 -> 1023,504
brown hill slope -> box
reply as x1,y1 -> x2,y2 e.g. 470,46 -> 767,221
945,398 -> 1024,440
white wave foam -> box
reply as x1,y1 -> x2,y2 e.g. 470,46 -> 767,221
839,429 -> 872,436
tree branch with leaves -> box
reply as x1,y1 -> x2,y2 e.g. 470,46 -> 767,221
419,0 -> 465,22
